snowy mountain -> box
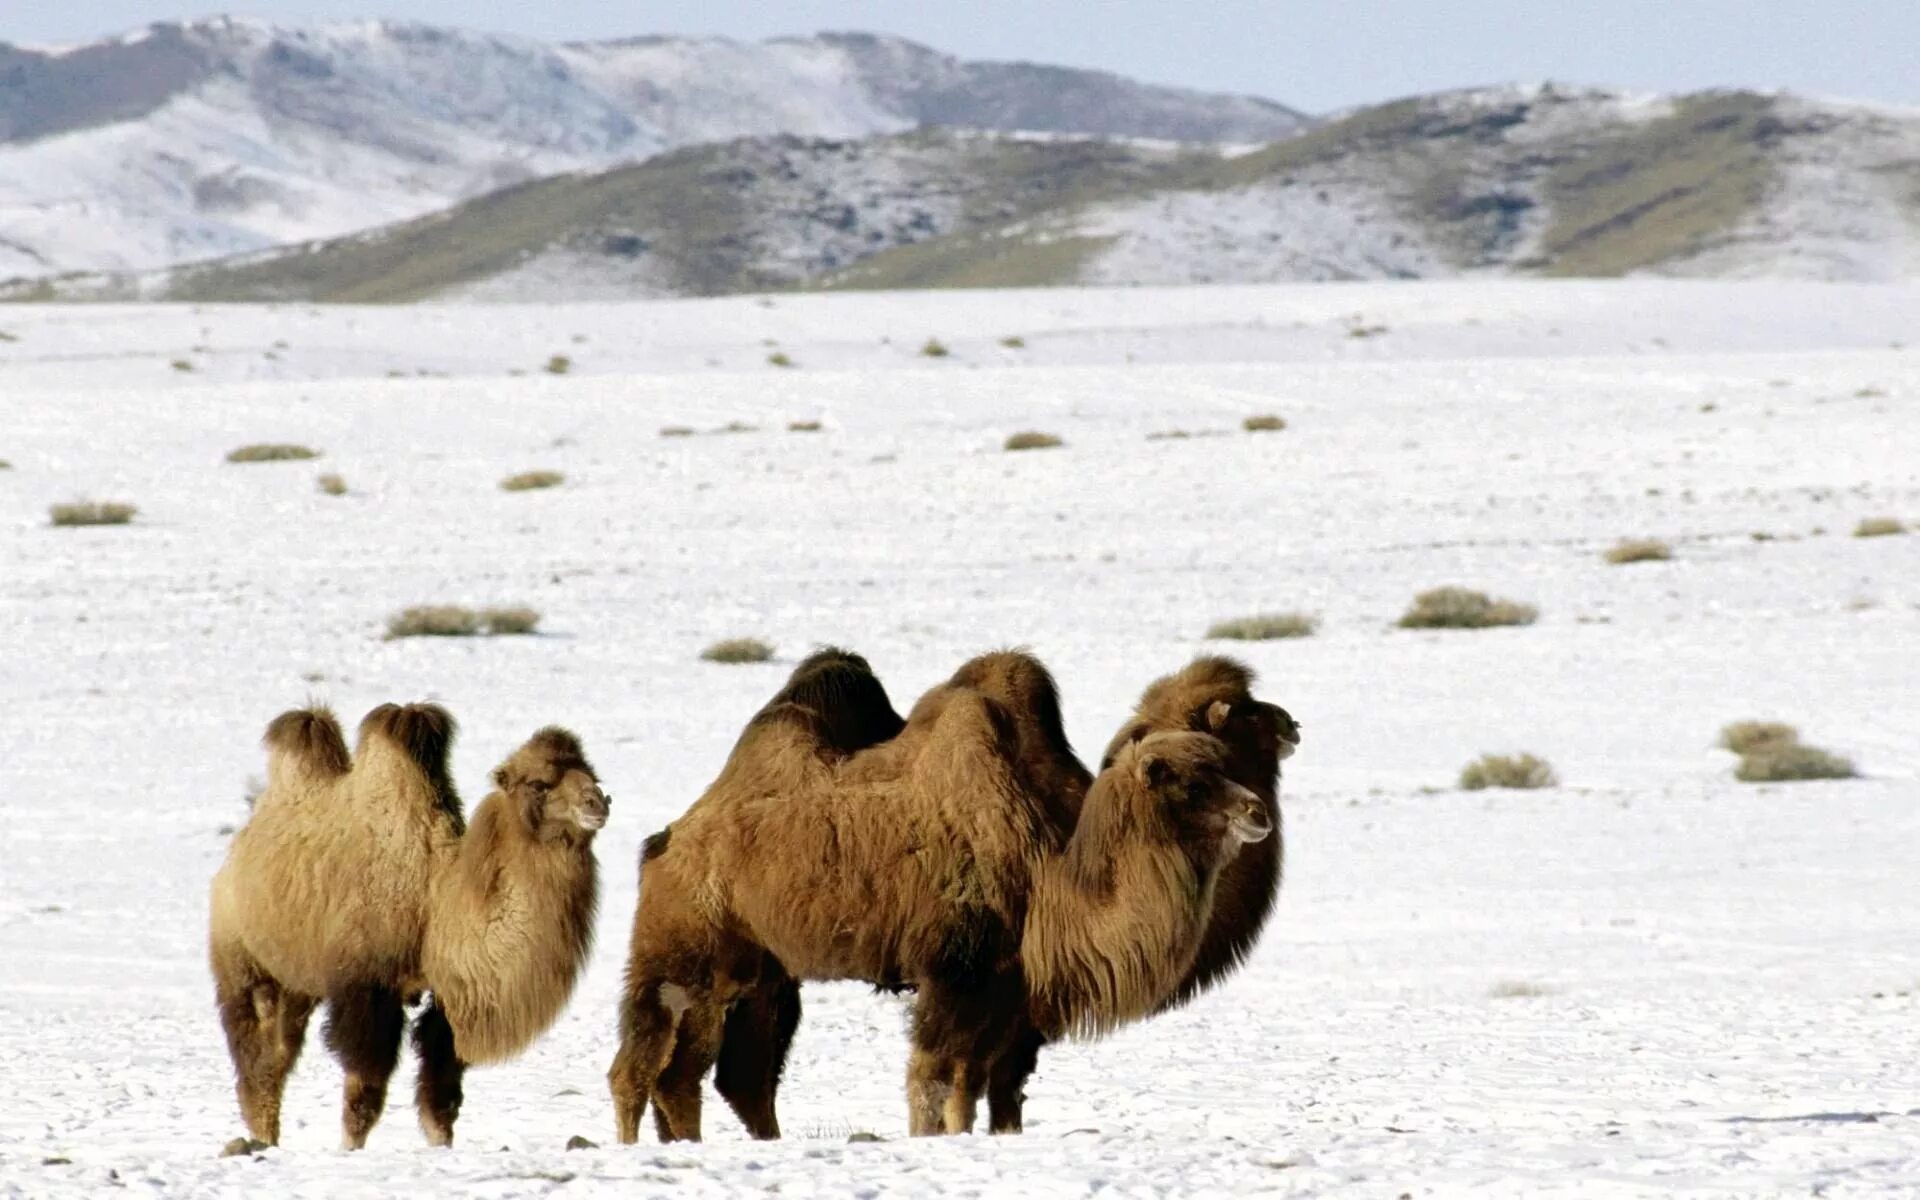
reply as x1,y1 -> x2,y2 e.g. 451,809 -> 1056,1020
0,18 -> 1309,279
20,84 -> 1920,302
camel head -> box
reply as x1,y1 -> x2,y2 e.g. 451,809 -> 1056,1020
1101,656 -> 1301,794
1115,730 -> 1273,856
491,727 -> 610,840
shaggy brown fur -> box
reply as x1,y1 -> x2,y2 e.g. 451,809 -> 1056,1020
609,647 -> 1265,1140
700,653 -> 1298,1137
208,706 -> 606,1149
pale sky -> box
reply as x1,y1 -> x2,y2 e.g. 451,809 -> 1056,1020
8,1 -> 1915,115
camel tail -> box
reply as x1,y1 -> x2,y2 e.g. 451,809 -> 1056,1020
261,706 -> 350,789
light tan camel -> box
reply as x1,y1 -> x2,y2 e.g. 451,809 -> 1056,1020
208,703 -> 606,1149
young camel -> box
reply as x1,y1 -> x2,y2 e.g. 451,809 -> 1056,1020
608,654 -> 1270,1140
208,703 -> 606,1149
692,652 -> 1299,1138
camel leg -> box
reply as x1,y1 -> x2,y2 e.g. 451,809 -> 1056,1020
905,1047 -> 952,1137
942,1058 -> 983,1135
211,939 -> 316,1145
609,981 -> 680,1144
713,973 -> 800,1139
651,995 -> 724,1142
323,984 -> 405,1150
411,997 -> 466,1148
986,1026 -> 1044,1134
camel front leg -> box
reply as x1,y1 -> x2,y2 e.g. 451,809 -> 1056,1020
411,997 -> 466,1147
713,972 -> 800,1139
324,984 -> 405,1150
985,1026 -> 1044,1134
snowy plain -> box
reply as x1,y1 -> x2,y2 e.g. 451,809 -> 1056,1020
1,280 -> 1917,1196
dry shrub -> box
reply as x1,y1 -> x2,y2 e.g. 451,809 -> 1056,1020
701,637 -> 774,664
385,605 -> 482,639
788,420 -> 823,432
1004,431 -> 1063,452
49,501 -> 137,527
1146,430 -> 1193,441
1605,538 -> 1672,564
500,469 -> 565,492
171,359 -> 195,372
1854,517 -> 1905,538
1243,414 -> 1287,433
545,354 -> 572,375
920,338 -> 950,358
1488,981 -> 1554,999
0,459 -> 12,470
660,425 -> 696,438
1719,721 -> 1799,755
1206,612 -> 1317,641
768,352 -> 794,368
316,473 -> 347,496
228,443 -> 320,463
1000,335 -> 1026,349
1459,753 -> 1557,790
1735,744 -> 1857,783
717,421 -> 759,435
481,606 -> 541,635
1399,587 -> 1537,630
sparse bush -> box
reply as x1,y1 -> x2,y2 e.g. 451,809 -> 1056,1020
385,605 -> 482,639
701,637 -> 775,664
1854,517 -> 1905,538
49,501 -> 137,527
227,443 -> 319,463
660,425 -> 696,438
1206,612 -> 1317,641
1719,721 -> 1799,756
481,606 -> 541,635
788,420 -> 823,432
767,352 -> 794,368
545,354 -> 572,375
1000,336 -> 1026,349
0,330 -> 17,342
1146,430 -> 1193,441
0,459 -> 11,470
171,359 -> 195,372
1004,431 -> 1063,452
500,470 -> 565,492
1735,744 -> 1857,783
1488,981 -> 1553,999
316,473 -> 348,496
1605,538 -> 1672,564
1459,753 -> 1557,790
920,338 -> 949,358
1399,587 -> 1537,630
717,421 -> 759,434
1243,414 -> 1287,433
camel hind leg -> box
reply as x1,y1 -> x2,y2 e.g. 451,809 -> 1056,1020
323,984 -> 406,1150
411,997 -> 466,1147
609,980 -> 682,1144
650,989 -> 725,1142
986,1026 -> 1043,1134
211,938 -> 317,1145
712,972 -> 800,1139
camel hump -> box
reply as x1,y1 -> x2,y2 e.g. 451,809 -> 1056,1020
357,702 -> 457,774
262,706 -> 351,782
764,645 -> 905,755
947,649 -> 1077,756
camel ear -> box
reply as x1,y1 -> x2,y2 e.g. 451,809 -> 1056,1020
1205,700 -> 1233,732
1138,749 -> 1176,791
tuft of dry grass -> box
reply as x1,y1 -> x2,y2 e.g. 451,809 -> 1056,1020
227,443 -> 320,463
1004,431 -> 1063,452
1146,429 -> 1193,441
1206,612 -> 1317,641
660,425 -> 696,438
1719,721 -> 1799,755
49,501 -> 137,527
481,606 -> 541,635
1854,517 -> 1906,538
1735,744 -> 1857,783
1399,587 -> 1538,630
717,421 -> 759,435
1459,753 -> 1557,790
767,351 -> 794,368
0,459 -> 11,470
1605,537 -> 1672,564
500,469 -> 565,492
788,420 -> 823,432
385,605 -> 482,639
1488,981 -> 1554,999
544,354 -> 572,375
920,338 -> 950,358
316,473 -> 348,496
701,637 -> 775,664
999,335 -> 1026,349
1243,413 -> 1287,433
170,359 -> 195,372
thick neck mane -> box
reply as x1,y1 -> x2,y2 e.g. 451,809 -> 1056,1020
1019,775 -> 1220,1041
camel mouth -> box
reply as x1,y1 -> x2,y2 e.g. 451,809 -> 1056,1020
576,809 -> 607,832
1229,810 -> 1273,844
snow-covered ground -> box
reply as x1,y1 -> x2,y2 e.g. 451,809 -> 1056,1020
2,281 -> 1916,1196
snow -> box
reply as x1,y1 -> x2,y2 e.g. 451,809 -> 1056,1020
2,280 -> 1917,1197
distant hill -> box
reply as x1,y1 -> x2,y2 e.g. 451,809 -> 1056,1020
0,18 -> 1308,280
15,83 -> 1918,302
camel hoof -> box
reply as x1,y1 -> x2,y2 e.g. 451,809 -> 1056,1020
220,1137 -> 270,1158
